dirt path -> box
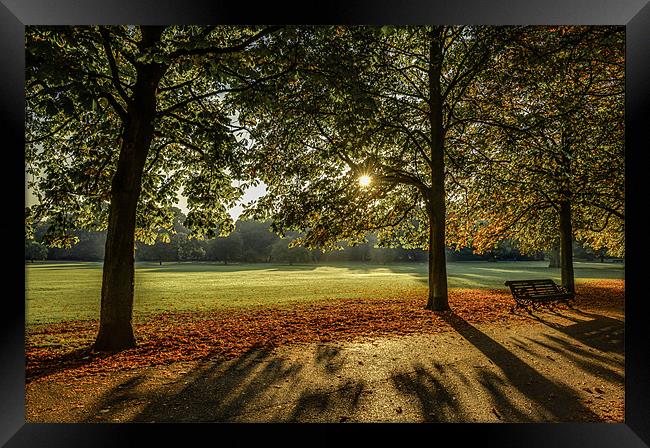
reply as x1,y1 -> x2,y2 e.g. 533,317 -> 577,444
26,307 -> 624,423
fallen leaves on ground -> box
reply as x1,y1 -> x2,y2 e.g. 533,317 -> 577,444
26,280 -> 624,384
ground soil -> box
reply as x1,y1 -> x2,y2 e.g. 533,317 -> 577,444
25,280 -> 624,423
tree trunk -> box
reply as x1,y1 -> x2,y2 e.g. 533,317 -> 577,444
426,204 -> 449,310
425,27 -> 450,312
558,127 -> 575,294
93,28 -> 166,351
548,246 -> 560,268
559,200 -> 575,293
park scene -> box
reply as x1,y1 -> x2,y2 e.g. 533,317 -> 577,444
25,25 -> 624,423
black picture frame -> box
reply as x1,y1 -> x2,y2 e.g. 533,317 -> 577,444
2,0 -> 648,446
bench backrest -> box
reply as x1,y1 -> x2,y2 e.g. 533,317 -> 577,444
505,279 -> 562,296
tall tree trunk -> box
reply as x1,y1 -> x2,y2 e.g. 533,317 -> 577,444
425,27 -> 450,311
426,202 -> 449,310
558,127 -> 575,294
559,200 -> 575,293
93,27 -> 166,351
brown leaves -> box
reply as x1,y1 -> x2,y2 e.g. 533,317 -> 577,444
26,280 -> 623,385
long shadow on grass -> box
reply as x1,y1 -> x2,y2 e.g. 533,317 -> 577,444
138,261 -> 428,275
434,312 -> 601,421
27,262 -> 103,270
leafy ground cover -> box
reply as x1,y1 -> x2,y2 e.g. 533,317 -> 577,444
26,278 -> 624,386
25,264 -> 624,423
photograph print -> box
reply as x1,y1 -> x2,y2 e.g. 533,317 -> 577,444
24,24 -> 625,424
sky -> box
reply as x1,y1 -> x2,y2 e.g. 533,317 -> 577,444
175,182 -> 267,220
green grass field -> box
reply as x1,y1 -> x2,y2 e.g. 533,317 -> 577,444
25,260 -> 624,325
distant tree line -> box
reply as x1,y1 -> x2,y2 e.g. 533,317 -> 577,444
25,25 -> 623,351
25,208 -> 617,264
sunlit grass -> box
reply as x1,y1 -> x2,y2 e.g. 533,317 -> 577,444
25,260 -> 624,325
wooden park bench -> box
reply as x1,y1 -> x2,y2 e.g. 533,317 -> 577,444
504,279 -> 575,313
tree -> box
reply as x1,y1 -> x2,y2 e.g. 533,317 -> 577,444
46,230 -> 106,261
25,239 -> 48,262
547,246 -> 561,268
237,26 -> 512,310
206,233 -> 243,264
464,26 -> 624,293
25,25 -> 287,350
136,236 -> 180,263
269,238 -> 311,265
178,237 -> 207,261
135,207 -> 187,263
346,240 -> 372,262
235,219 -> 279,262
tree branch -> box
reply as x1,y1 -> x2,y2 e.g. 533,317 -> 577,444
168,26 -> 282,59
99,27 -> 131,104
26,117 -> 73,144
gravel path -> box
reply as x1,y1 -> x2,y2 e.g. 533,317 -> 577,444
26,307 -> 624,423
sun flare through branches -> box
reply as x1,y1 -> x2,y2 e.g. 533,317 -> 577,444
358,174 -> 372,188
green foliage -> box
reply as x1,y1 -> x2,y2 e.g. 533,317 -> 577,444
269,238 -> 311,264
463,26 -> 625,257
235,26 -> 515,254
206,233 -> 243,264
46,230 -> 106,261
25,25 -> 288,246
25,25 -> 625,271
25,239 -> 48,261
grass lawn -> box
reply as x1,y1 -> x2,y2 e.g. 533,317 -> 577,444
25,260 -> 624,325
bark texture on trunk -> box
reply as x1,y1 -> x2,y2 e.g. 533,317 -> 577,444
559,199 -> 575,293
557,128 -> 575,294
425,27 -> 450,311
426,203 -> 449,310
93,27 -> 166,352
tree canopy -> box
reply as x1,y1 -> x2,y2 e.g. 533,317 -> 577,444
464,26 -> 624,257
25,25 -> 625,350
25,25 -> 290,246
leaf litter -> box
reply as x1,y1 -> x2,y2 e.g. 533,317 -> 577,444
26,280 -> 623,385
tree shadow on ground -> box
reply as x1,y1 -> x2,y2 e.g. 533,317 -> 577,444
285,344 -> 370,422
82,347 -> 297,422
287,380 -> 367,422
82,343 -> 366,422
527,310 -> 624,354
73,311 -> 623,423
520,334 -> 623,386
26,347 -> 112,384
391,362 -> 470,421
433,312 -> 602,421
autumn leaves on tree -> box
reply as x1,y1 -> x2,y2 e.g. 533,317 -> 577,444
25,26 -> 625,351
